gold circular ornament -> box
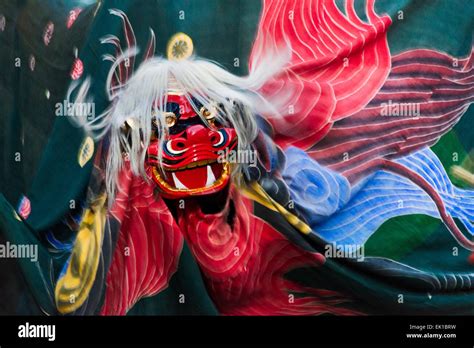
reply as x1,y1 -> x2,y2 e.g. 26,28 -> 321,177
200,105 -> 217,127
167,32 -> 194,61
200,106 -> 212,119
165,112 -> 177,127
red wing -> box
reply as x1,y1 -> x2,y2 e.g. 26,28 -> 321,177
250,0 -> 392,149
101,163 -> 183,315
309,48 -> 474,182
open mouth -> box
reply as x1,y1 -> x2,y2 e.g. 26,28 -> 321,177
151,160 -> 230,195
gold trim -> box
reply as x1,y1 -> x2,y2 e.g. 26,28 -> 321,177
152,162 -> 230,194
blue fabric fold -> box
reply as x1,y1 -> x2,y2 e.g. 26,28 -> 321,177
283,146 -> 474,246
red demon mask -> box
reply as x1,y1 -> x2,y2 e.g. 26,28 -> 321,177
146,94 -> 237,199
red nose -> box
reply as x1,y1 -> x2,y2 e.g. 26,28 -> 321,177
184,125 -> 220,146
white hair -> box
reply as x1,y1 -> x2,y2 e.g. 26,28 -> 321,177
68,49 -> 289,203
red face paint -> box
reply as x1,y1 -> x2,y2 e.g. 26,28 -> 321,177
146,95 -> 237,199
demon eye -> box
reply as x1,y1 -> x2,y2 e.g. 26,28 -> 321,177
212,129 -> 227,148
165,140 -> 187,155
164,112 -> 177,127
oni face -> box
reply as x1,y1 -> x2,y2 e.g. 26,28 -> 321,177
146,94 -> 237,199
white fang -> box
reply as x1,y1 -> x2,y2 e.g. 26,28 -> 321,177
205,165 -> 216,187
172,172 -> 188,189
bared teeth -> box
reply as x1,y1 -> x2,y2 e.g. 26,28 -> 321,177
164,159 -> 218,172
205,165 -> 216,187
182,159 -> 217,170
172,172 -> 188,189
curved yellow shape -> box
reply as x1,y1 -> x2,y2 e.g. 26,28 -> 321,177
55,193 -> 107,314
78,136 -> 94,168
451,165 -> 474,186
240,181 -> 312,235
